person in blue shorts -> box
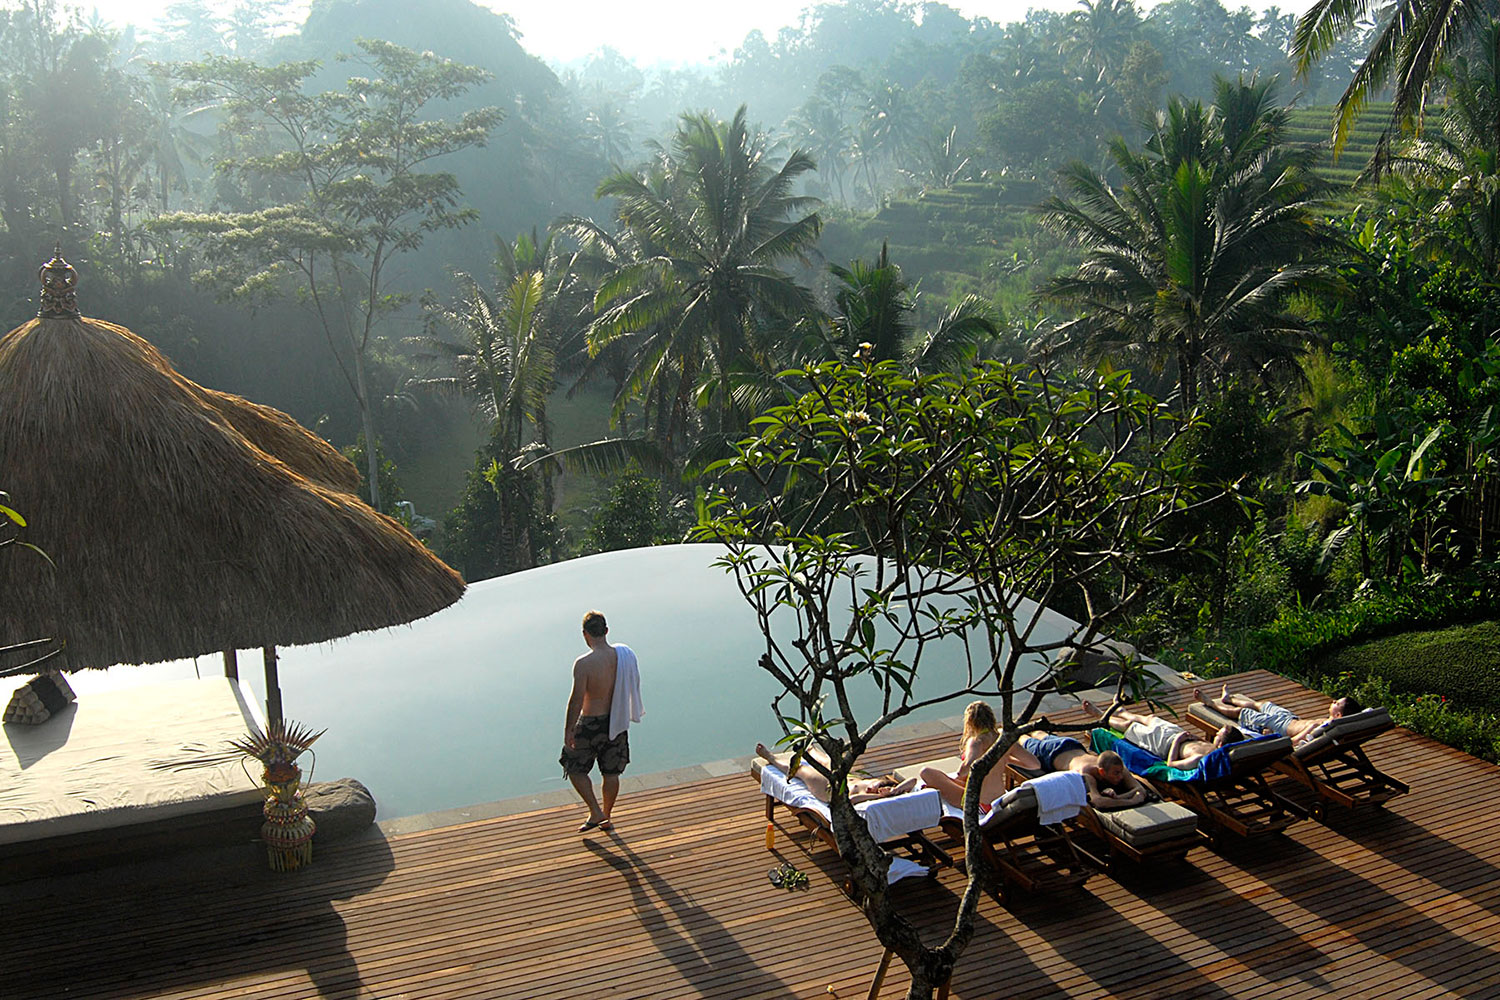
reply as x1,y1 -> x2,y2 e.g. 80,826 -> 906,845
1003,732 -> 1149,809
1195,684 -> 1361,746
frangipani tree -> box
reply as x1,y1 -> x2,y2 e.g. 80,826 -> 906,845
693,356 -> 1219,998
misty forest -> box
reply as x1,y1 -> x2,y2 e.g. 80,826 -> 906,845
3,0 -> 1499,772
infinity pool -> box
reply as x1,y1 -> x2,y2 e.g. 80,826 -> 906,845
51,545 -> 1084,819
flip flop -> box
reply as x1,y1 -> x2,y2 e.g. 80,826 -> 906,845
579,818 -> 605,833
598,819 -> 614,832
767,866 -> 785,887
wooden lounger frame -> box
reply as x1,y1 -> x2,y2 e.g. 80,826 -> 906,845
1186,705 -> 1410,820
1147,765 -> 1303,846
750,760 -> 957,1000
936,796 -> 1094,903
1002,762 -> 1200,871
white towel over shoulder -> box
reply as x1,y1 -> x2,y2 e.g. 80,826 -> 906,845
609,644 -> 644,740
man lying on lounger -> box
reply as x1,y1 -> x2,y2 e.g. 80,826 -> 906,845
755,743 -> 920,803
1194,684 -> 1361,746
1083,699 -> 1244,771
1000,734 -> 1150,809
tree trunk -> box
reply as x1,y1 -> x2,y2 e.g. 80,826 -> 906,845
53,156 -> 76,231
352,349 -> 383,511
825,773 -> 965,1000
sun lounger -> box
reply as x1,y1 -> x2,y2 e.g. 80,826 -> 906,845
1187,703 -> 1409,819
1096,727 -> 1305,845
891,757 -> 1094,901
750,759 -> 952,882
1002,759 -> 1201,870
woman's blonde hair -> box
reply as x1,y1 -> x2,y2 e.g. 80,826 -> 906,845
960,700 -> 998,752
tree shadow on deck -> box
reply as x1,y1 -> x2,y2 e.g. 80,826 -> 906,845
0,829 -> 394,999
1329,807 -> 1500,921
585,834 -> 802,996
1138,854 -> 1338,992
1245,836 -> 1500,995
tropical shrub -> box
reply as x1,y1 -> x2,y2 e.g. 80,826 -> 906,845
1319,620 -> 1500,712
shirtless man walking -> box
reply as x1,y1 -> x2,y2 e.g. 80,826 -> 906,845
561,611 -> 640,832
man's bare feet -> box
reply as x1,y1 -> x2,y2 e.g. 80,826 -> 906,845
1082,698 -> 1121,726
1193,687 -> 1208,705
1221,683 -> 1231,702
755,741 -> 772,761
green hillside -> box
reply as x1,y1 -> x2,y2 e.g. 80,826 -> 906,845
818,105 -> 1393,319
818,178 -> 1057,318
1286,103 -> 1392,203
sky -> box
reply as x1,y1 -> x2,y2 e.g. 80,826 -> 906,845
83,0 -> 1147,67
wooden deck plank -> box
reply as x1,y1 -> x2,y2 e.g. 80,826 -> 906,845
2,670 -> 1497,999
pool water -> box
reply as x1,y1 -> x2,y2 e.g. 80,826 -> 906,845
50,545 -> 1085,819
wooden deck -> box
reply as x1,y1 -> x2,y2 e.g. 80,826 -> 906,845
5,670 -> 1499,999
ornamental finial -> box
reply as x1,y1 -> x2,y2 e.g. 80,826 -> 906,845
38,246 -> 79,319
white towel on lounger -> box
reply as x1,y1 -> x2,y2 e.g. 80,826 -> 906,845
608,644 -> 644,740
1028,771 -> 1087,825
758,764 -> 940,883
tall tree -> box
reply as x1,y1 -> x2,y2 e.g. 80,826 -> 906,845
695,359 -> 1213,1000
1060,0 -> 1142,84
1379,20 -> 1500,275
161,41 -> 501,509
585,106 -> 823,459
1038,76 -> 1344,412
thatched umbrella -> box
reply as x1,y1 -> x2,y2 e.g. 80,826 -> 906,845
0,252 -> 464,721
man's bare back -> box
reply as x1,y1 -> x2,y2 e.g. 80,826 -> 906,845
572,643 -> 617,719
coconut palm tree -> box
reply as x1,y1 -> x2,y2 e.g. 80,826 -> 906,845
1038,76 -> 1345,412
586,106 -> 822,459
1378,20 -> 1500,274
1060,0 -> 1141,84
814,242 -> 1000,371
787,96 -> 852,206
1292,0 -> 1487,155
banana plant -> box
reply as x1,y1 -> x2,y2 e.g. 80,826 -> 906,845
1296,418 -> 1455,582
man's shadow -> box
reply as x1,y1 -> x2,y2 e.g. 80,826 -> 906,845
584,833 -> 800,996
0,827 -> 394,999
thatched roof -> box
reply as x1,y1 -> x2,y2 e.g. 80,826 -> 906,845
193,387 -> 361,494
0,304 -> 465,671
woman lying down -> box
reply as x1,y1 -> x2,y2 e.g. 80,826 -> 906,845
755,742 -> 921,803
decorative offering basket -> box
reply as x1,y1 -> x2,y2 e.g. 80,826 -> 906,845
229,720 -> 325,872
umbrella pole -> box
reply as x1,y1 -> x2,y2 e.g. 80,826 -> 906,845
223,649 -> 238,680
263,646 -> 283,727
